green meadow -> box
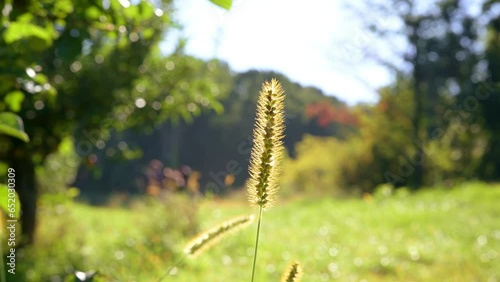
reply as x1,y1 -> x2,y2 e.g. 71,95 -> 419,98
3,1 -> 500,282
14,182 -> 500,281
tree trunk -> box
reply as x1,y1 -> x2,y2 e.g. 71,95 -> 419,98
410,83 -> 424,190
409,27 -> 424,190
11,148 -> 37,246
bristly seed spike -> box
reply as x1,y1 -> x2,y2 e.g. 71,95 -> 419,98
281,261 -> 303,282
246,78 -> 285,210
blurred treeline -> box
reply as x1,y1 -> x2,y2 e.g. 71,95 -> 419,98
73,69 -> 354,200
0,0 -> 499,244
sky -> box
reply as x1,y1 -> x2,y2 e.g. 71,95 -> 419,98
161,0 -> 398,105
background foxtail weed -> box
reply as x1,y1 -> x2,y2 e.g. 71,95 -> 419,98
246,78 -> 286,210
281,261 -> 303,282
183,214 -> 254,257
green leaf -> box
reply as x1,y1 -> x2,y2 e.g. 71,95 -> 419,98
3,22 -> 53,48
0,112 -> 30,142
4,91 -> 25,112
210,0 -> 232,10
211,100 -> 224,114
138,1 -> 155,20
0,75 -> 16,94
142,28 -> 154,39
33,73 -> 48,85
85,6 -> 101,20
0,184 -> 21,220
123,5 -> 139,20
53,0 -> 74,17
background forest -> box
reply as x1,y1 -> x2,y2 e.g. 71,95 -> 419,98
0,0 -> 499,281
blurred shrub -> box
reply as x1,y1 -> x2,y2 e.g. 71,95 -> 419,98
372,183 -> 394,199
281,135 -> 362,196
15,194 -> 198,282
36,137 -> 79,194
423,120 -> 487,186
281,83 -> 416,195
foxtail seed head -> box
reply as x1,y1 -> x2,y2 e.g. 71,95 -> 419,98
184,214 -> 254,257
281,261 -> 303,282
247,78 -> 285,210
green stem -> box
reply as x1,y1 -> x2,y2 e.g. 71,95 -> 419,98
157,255 -> 186,282
250,206 -> 263,282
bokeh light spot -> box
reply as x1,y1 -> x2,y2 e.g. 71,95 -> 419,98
135,98 -> 146,108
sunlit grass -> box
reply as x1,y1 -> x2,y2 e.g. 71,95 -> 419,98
15,182 -> 500,281
185,182 -> 500,282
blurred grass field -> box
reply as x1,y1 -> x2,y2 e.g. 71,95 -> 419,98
14,182 -> 500,281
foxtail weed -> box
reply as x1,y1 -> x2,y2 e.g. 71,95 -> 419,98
158,215 -> 254,282
281,261 -> 303,282
184,214 -> 255,257
246,78 -> 285,210
247,78 -> 286,282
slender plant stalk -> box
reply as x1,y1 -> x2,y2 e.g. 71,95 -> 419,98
157,255 -> 186,282
250,206 -> 263,282
247,78 -> 285,282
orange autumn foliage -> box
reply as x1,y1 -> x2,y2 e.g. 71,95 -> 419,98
305,102 -> 358,127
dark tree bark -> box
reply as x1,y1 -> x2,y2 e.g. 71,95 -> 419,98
409,20 -> 424,190
479,15 -> 500,180
10,142 -> 37,246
